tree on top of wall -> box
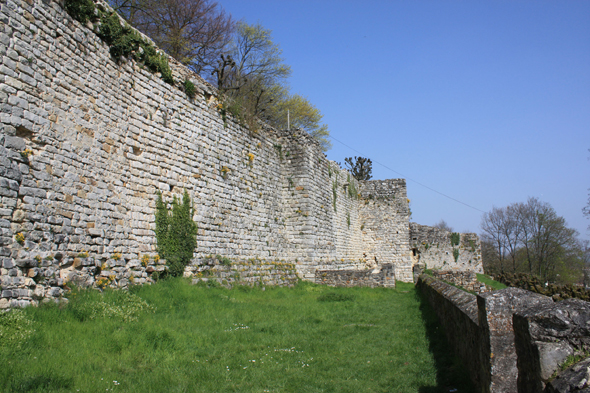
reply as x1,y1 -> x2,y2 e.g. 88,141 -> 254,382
433,220 -> 453,232
345,157 -> 372,181
109,0 -> 234,76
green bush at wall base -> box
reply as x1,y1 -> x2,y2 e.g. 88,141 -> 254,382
155,190 -> 198,277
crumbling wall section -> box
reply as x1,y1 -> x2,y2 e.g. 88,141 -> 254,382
409,222 -> 483,273
359,179 -> 412,281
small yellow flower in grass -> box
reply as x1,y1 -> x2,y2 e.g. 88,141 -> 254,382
154,255 -> 160,263
141,255 -> 149,267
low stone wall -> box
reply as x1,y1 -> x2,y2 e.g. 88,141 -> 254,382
190,257 -> 299,287
416,274 -> 485,389
417,274 -> 590,393
514,298 -> 590,392
432,270 -> 491,293
315,264 -> 395,288
410,222 -> 483,273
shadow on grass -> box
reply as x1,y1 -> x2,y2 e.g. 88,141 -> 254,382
416,290 -> 476,393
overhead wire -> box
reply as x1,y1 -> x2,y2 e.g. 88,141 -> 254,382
327,134 -> 486,213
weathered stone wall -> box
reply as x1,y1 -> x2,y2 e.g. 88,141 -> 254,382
409,222 -> 483,273
359,179 -> 412,281
513,298 -> 590,392
190,257 -> 299,288
315,263 -> 395,288
432,270 -> 491,293
418,274 -> 590,393
416,274 -> 485,390
0,0 -> 422,307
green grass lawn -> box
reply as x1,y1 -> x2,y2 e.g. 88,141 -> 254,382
476,274 -> 507,290
0,279 -> 474,393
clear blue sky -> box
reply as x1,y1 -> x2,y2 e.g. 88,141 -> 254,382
219,0 -> 590,239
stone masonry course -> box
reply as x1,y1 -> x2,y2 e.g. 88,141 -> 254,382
0,0 -> 482,307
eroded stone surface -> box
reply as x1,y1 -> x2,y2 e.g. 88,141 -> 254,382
546,357 -> 590,393
515,298 -> 590,393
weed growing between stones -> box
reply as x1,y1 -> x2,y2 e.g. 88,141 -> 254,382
450,232 -> 461,247
273,144 -> 283,160
155,190 -> 198,277
215,255 -> 232,266
183,79 -> 196,99
332,177 -> 338,212
347,174 -> 358,199
453,248 -> 460,262
19,148 -> 33,160
14,232 -> 24,244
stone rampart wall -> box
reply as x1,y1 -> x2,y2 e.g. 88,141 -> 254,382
410,222 -> 482,273
418,274 -> 590,393
0,0 -> 413,307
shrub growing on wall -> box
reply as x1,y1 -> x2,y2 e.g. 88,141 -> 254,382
63,0 -> 174,85
155,190 -> 198,277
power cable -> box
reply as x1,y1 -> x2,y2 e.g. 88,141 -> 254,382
327,134 -> 486,213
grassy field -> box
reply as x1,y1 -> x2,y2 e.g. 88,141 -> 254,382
476,274 -> 507,291
0,279 -> 474,393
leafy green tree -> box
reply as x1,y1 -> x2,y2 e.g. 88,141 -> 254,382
344,157 -> 372,181
214,22 -> 290,122
268,93 -> 331,151
213,22 -> 331,150
155,190 -> 198,277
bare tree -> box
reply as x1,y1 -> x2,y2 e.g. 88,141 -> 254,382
482,198 -> 582,282
481,207 -> 509,274
108,0 -> 234,76
433,219 -> 453,232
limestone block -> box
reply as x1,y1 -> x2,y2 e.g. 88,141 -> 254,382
478,288 -> 554,393
515,298 -> 590,393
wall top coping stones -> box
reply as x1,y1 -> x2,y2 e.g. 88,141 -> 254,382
418,274 -> 479,323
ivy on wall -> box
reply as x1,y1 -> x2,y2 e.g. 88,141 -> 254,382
155,190 -> 198,277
